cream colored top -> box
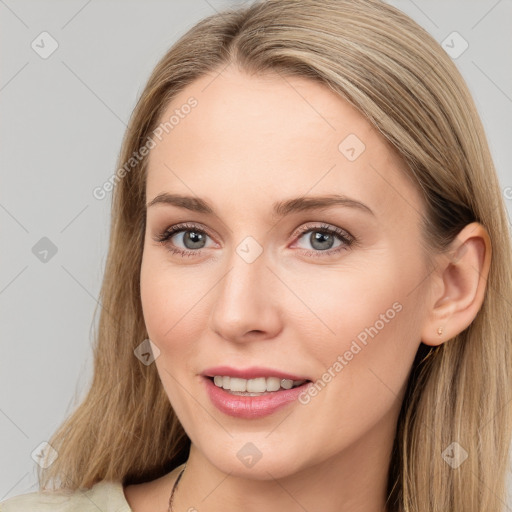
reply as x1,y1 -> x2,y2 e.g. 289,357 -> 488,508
0,480 -> 133,512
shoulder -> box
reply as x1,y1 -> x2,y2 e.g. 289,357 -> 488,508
0,480 -> 132,512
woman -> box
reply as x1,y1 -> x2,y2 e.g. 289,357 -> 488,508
2,0 -> 511,511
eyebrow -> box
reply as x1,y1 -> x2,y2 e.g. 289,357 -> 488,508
146,193 -> 374,217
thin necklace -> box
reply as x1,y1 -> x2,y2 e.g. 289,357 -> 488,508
167,464 -> 186,512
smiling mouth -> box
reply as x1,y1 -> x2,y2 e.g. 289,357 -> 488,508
207,375 -> 311,396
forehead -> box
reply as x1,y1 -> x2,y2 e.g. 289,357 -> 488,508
145,65 -> 421,224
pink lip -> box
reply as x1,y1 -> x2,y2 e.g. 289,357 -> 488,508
201,365 -> 309,381
202,376 -> 312,419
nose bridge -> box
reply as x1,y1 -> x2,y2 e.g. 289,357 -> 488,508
209,236 -> 280,341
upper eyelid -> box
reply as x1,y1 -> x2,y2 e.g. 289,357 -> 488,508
154,222 -> 214,242
294,222 -> 353,239
157,221 -> 353,245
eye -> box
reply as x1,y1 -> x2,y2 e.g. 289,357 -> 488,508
292,223 -> 355,257
153,221 -> 356,258
153,222 -> 215,257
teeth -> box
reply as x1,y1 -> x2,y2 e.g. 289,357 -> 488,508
211,376 -> 306,393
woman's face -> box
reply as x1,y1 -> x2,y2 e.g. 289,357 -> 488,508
140,66 -> 432,479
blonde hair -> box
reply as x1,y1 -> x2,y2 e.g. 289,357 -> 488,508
39,1 -> 512,510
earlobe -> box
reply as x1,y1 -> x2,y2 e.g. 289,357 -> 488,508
421,222 -> 492,347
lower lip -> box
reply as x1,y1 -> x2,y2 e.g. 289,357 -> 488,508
203,377 -> 311,419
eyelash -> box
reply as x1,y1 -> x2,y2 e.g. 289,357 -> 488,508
153,222 -> 355,258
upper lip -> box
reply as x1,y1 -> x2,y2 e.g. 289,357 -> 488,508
202,366 -> 311,381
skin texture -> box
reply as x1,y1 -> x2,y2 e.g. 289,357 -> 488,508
124,64 -> 491,512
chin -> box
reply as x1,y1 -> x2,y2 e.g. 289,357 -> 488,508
196,435 -> 310,481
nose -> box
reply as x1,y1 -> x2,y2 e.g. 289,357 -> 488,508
208,243 -> 283,343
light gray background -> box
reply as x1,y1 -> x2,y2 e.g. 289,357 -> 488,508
1,0 -> 511,504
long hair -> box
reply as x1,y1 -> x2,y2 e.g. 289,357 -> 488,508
38,1 -> 512,510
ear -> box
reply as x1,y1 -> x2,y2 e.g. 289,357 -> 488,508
421,222 -> 492,346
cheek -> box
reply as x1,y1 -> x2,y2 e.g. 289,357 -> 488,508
140,253 -> 210,364
290,249 -> 425,395
139,255 -> 208,418
284,259 -> 418,353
